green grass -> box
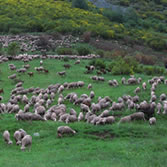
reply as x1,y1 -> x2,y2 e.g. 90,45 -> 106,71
0,58 -> 167,167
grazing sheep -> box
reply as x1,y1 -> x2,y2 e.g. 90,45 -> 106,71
40,60 -> 43,66
57,71 -> 66,76
57,126 -> 76,137
10,104 -> 20,113
0,96 -> 3,101
157,103 -> 162,114
91,75 -> 98,81
21,135 -> 32,151
113,79 -> 119,86
90,91 -> 95,99
8,74 -> 17,80
58,96 -> 64,105
65,115 -> 77,124
35,106 -> 46,116
163,103 -> 167,115
69,108 -> 77,116
138,77 -> 142,83
50,92 -> 55,101
118,115 -> 131,124
74,60 -> 80,64
96,116 -> 115,125
15,112 -> 44,121
160,93 -> 166,101
132,95 -> 139,103
16,82 -> 23,88
0,88 -> 4,94
127,78 -> 138,85
104,116 -> 115,124
134,87 -> 141,94
64,64 -> 71,69
22,95 -> 29,104
3,130 -> 13,145
99,110 -> 110,117
142,82 -> 147,90
19,129 -> 27,138
80,103 -> 90,112
77,81 -> 85,88
59,113 -> 70,122
87,84 -> 92,89
149,117 -> 156,125
28,72 -> 34,77
78,112 -> 84,121
138,101 -> 155,119
150,95 -> 156,102
58,85 -> 64,94
130,112 -> 146,121
14,130 -> 22,145
24,104 -> 30,112
46,99 -> 52,108
121,77 -> 126,84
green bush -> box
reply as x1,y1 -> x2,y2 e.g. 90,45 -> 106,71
7,42 -> 20,56
82,31 -> 91,43
89,59 -> 106,69
63,57 -> 69,62
0,43 -> 4,56
9,28 -> 23,34
57,47 -> 74,55
95,59 -> 106,69
76,46 -> 91,56
144,66 -> 154,75
108,56 -> 139,75
72,0 -> 88,10
143,66 -> 165,75
147,38 -> 166,51
96,49 -> 104,58
102,8 -> 123,23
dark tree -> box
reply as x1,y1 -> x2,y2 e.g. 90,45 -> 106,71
72,0 -> 88,10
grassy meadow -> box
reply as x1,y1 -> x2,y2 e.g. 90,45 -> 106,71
0,58 -> 167,167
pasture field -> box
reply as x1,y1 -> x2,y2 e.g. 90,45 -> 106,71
0,58 -> 167,167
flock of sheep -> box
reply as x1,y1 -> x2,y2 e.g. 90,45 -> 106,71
0,35 -> 80,52
1,54 -> 167,151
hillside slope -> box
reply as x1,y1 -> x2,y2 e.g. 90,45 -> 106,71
0,0 -> 166,51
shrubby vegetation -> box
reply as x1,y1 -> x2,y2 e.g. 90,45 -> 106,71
57,47 -> 75,55
72,0 -> 89,10
108,56 -> 139,75
7,42 -> 20,56
90,56 -> 166,76
0,0 -> 166,50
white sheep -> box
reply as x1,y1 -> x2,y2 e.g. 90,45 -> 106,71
90,91 -> 95,99
14,130 -> 22,145
149,117 -> 156,125
121,77 -> 126,84
87,84 -> 92,89
157,103 -> 162,114
21,135 -> 32,151
142,82 -> 146,90
118,115 -> 131,124
80,103 -> 90,113
78,112 -> 84,121
57,126 -> 76,137
134,87 -> 141,94
3,130 -> 13,145
130,112 -> 145,121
